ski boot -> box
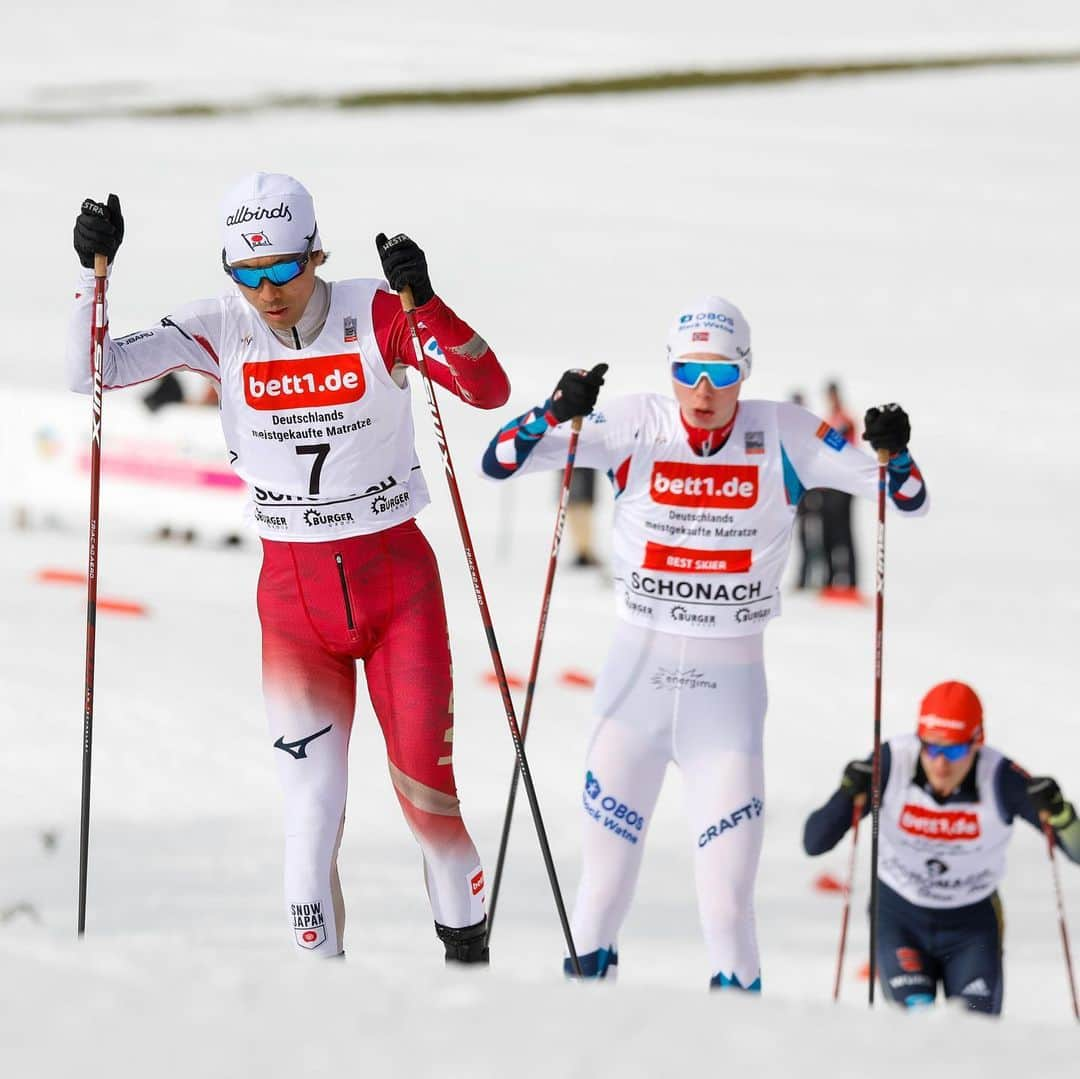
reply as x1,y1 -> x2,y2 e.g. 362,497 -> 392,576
435,918 -> 489,964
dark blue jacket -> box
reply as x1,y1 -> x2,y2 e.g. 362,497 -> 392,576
803,744 -> 1080,865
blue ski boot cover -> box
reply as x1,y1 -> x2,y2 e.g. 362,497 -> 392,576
710,971 -> 761,992
564,947 -> 618,979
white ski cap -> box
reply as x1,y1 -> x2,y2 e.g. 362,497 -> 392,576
666,295 -> 752,379
220,172 -> 323,266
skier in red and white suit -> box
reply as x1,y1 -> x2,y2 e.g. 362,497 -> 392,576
67,173 -> 509,962
481,297 -> 929,989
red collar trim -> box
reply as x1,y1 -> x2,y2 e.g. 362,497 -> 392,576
680,406 -> 737,457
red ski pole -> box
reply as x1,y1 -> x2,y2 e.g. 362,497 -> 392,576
1040,814 -> 1080,1021
868,449 -> 888,1004
832,797 -> 863,1001
78,252 -> 108,936
487,415 -> 583,938
396,285 -> 582,974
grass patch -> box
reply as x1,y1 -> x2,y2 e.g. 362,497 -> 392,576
5,49 -> 1080,125
331,50 -> 1080,109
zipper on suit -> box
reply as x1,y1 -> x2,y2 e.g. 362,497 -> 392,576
335,553 -> 356,630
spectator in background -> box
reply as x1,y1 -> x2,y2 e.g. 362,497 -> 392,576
565,469 -> 601,568
143,371 -> 218,412
141,372 -> 224,543
790,391 -> 825,590
820,380 -> 858,597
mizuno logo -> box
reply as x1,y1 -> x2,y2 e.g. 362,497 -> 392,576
274,724 -> 333,759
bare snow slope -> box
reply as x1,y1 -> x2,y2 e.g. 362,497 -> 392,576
1,938 -> 1077,1079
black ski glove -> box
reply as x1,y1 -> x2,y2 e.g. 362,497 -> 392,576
1027,776 -> 1075,828
862,403 -> 910,454
376,232 -> 434,306
74,194 -> 124,268
840,759 -> 872,801
550,364 -> 608,423
143,373 -> 186,414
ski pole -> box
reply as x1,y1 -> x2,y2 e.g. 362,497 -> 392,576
78,252 -> 108,936
1040,814 -> 1080,1021
396,286 -> 582,974
487,415 -> 583,938
832,797 -> 863,1002
868,449 -> 888,1004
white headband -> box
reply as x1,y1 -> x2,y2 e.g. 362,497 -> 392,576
667,295 -> 753,378
220,171 -> 323,265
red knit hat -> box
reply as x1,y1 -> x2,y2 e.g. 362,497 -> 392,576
917,681 -> 984,745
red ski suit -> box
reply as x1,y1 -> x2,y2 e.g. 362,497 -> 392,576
66,270 -> 509,955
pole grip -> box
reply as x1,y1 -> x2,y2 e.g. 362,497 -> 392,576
877,448 -> 890,465
399,284 -> 416,313
94,253 -> 108,278
571,415 -> 584,433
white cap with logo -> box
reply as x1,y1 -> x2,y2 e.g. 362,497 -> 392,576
220,172 -> 323,266
666,296 -> 753,379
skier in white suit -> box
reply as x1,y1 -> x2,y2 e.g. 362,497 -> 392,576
481,297 -> 929,989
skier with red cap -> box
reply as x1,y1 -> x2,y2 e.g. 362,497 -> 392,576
804,681 -> 1080,1014
66,174 -> 509,962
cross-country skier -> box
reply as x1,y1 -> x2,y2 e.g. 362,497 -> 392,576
479,296 -> 929,989
804,680 -> 1080,1014
67,173 -> 510,962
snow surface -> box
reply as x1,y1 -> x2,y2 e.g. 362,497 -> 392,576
2,5 -> 1080,1075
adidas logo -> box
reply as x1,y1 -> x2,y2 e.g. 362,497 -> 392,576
961,977 -> 991,997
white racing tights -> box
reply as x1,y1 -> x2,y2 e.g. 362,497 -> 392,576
570,621 -> 767,989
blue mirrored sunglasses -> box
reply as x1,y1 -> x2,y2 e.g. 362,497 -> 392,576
222,233 -> 314,289
920,740 -> 973,761
671,360 -> 743,389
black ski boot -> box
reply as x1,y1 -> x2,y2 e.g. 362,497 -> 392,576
435,917 -> 490,965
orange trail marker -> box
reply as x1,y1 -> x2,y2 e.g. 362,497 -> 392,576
482,669 -> 525,690
36,569 -> 148,616
814,872 -> 846,894
558,668 -> 595,688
